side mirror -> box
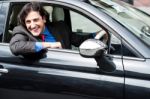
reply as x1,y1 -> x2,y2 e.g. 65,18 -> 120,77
79,39 -> 116,72
79,39 -> 107,58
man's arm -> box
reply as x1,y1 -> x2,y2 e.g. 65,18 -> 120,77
9,33 -> 36,55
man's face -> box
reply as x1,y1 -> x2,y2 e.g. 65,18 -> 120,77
25,11 -> 46,36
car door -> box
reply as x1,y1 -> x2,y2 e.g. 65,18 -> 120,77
121,40 -> 150,99
0,1 -> 124,99
0,46 -> 124,99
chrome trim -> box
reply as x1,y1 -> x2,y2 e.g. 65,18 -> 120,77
123,56 -> 145,61
47,48 -> 79,54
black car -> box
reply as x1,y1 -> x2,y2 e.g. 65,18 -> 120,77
0,0 -> 150,99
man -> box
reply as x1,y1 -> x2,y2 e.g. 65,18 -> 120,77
9,2 -> 95,59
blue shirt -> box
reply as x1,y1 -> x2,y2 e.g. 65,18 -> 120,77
35,26 -> 56,52
43,26 -> 56,42
35,27 -> 96,52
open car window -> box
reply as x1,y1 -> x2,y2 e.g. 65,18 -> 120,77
69,9 -> 138,57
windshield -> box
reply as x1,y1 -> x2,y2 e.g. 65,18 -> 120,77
89,0 -> 150,46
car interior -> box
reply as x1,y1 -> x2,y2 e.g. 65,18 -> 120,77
3,2 -> 137,58
6,3 -> 68,43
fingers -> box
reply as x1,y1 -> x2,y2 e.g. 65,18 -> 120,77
50,42 -> 62,48
42,42 -> 62,49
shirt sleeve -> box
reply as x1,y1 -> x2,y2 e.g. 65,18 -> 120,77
35,42 -> 43,52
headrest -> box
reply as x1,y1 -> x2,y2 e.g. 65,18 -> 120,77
52,7 -> 64,22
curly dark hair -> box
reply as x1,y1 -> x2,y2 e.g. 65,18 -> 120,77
18,2 -> 50,27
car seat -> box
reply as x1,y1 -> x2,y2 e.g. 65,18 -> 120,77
52,7 -> 65,22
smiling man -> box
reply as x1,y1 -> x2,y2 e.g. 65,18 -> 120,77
9,2 -> 95,59
9,2 -> 63,59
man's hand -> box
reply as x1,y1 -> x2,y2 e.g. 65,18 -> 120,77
42,42 -> 62,49
95,30 -> 108,43
95,30 -> 106,39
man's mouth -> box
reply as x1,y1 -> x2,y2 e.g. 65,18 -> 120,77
31,27 -> 39,33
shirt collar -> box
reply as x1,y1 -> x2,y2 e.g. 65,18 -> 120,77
43,26 -> 49,36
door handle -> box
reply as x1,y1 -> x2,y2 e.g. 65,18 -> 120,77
0,68 -> 8,73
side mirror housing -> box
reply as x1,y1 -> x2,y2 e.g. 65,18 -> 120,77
79,39 -> 116,72
79,39 -> 107,58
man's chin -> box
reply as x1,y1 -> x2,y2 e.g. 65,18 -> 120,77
32,32 -> 40,37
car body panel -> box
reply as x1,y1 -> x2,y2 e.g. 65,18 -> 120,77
123,58 -> 150,98
0,44 -> 124,99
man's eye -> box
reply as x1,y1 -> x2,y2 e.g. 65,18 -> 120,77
25,20 -> 31,24
34,18 -> 39,22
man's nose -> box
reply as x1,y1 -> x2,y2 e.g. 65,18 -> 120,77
30,21 -> 36,29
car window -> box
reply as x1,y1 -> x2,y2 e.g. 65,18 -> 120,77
70,10 -> 117,54
108,33 -> 122,55
69,9 -> 137,57
109,32 -> 137,57
3,3 -> 24,43
70,11 -> 101,33
70,10 -> 104,50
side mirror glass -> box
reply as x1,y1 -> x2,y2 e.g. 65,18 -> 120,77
79,39 -> 107,57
